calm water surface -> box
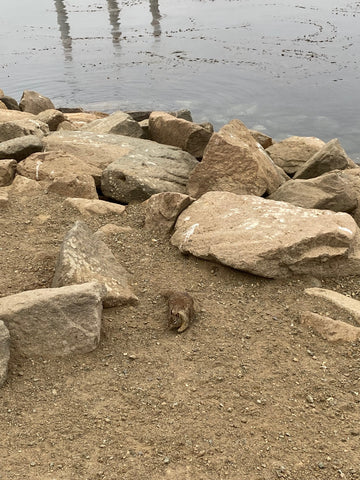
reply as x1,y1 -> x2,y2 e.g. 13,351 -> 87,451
0,0 -> 359,158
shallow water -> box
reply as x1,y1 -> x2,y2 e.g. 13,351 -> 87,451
0,0 -> 359,159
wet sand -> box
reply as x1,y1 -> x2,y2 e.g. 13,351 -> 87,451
0,0 -> 359,159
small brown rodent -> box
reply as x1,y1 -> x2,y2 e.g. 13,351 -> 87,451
163,290 -> 195,333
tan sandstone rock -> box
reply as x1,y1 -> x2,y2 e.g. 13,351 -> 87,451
65,198 -> 126,216
300,311 -> 360,343
36,109 -> 66,131
144,192 -> 194,233
268,171 -> 358,213
249,129 -> 273,149
46,173 -> 98,199
0,282 -> 105,357
305,287 -> 360,325
293,139 -> 357,180
149,111 -> 212,158
171,191 -> 360,278
17,150 -> 102,186
84,111 -> 143,138
19,90 -> 55,115
0,101 -> 7,110
52,221 -> 138,307
266,136 -> 325,175
0,159 -> 17,186
187,119 -> 284,199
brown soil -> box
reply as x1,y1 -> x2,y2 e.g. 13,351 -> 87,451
1,186 -> 360,480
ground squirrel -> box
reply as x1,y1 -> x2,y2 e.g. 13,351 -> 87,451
163,290 -> 195,333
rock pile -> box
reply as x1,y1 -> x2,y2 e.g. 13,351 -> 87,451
1,87 -> 360,386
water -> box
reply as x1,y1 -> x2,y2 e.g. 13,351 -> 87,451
0,0 -> 359,159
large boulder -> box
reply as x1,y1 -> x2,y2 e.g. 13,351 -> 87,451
84,111 -> 143,138
0,119 -> 49,142
149,111 -> 212,158
293,139 -> 357,180
268,171 -> 358,213
266,136 -> 325,175
0,321 -> 10,387
171,191 -> 360,278
0,135 -> 43,161
187,119 -> 285,199
19,90 -> 55,115
43,130 -> 195,173
52,221 -> 138,307
249,129 -> 273,149
0,282 -> 105,357
17,150 -> 102,186
0,159 -> 17,186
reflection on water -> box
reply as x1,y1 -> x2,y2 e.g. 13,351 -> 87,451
1,0 -> 359,159
54,0 -> 72,61
149,0 -> 161,37
106,0 -> 121,45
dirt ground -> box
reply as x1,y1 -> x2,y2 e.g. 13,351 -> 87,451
1,185 -> 360,480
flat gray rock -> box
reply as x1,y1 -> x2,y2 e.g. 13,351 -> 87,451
0,321 -> 10,387
0,118 -> 49,142
52,221 -> 138,307
0,282 -> 105,357
0,135 -> 43,161
171,191 -> 360,278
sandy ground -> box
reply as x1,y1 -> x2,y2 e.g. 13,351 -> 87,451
1,185 -> 360,480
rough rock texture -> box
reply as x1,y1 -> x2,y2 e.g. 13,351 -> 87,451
8,175 -> 43,196
144,192 -> 194,233
293,139 -> 357,180
0,118 -> 49,142
300,311 -> 360,343
0,101 -> 8,110
0,282 -> 105,357
187,120 -> 284,199
100,141 -> 198,203
171,191 -> 360,278
0,135 -> 43,161
0,321 -> 10,387
266,136 -> 325,175
65,198 -> 126,216
17,150 -> 102,186
46,173 -> 98,199
149,111 -> 212,158
169,109 -> 193,122
249,129 -> 273,149
305,287 -> 360,325
0,96 -> 20,110
43,131 -> 197,182
19,90 -> 55,115
84,111 -> 143,138
0,110 -> 35,122
0,159 -> 17,186
52,221 -> 138,307
0,190 -> 9,208
64,111 -> 109,128
36,109 -> 66,131
268,171 -> 358,213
